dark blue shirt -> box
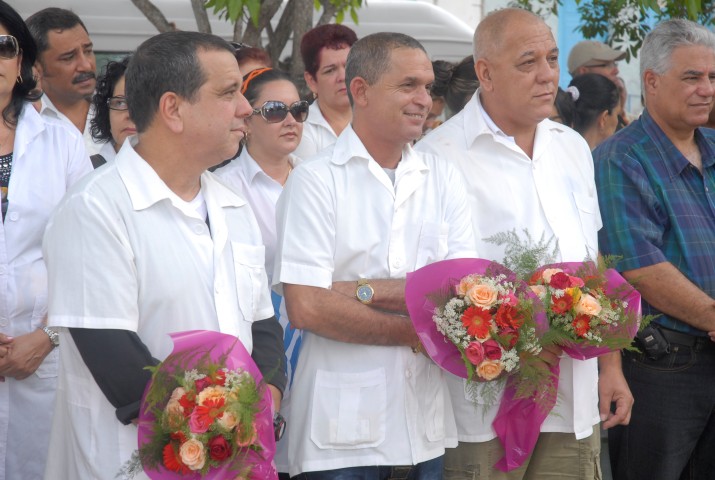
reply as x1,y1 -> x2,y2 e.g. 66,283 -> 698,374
594,109 -> 715,336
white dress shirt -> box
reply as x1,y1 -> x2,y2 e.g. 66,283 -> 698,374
40,94 -> 103,156
274,125 -> 477,476
0,104 -> 90,480
417,91 -> 602,442
292,100 -> 338,161
42,139 -> 274,480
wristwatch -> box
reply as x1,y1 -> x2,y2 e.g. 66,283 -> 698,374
355,279 -> 374,305
41,326 -> 59,348
274,412 -> 286,441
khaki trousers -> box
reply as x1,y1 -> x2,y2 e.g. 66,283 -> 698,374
443,431 -> 602,480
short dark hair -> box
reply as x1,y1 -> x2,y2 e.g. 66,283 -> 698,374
25,7 -> 88,56
553,87 -> 576,127
569,73 -> 620,134
0,0 -> 41,127
241,68 -> 295,106
125,31 -> 234,133
432,58 -> 481,115
345,32 -> 426,105
301,24 -> 357,78
90,56 -> 130,143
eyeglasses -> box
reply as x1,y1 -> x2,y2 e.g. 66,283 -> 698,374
252,100 -> 309,123
107,96 -> 128,111
0,35 -> 19,60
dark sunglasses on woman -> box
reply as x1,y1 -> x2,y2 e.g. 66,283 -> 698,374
252,100 -> 309,124
0,35 -> 19,59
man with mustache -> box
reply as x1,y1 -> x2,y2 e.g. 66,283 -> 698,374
27,8 -> 101,155
417,8 -> 632,479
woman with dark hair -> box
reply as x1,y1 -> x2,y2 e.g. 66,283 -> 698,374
551,87 -> 576,127
554,73 -> 621,150
215,67 -> 308,479
0,1 -> 91,478
89,56 -> 136,166
294,23 -> 357,159
444,55 -> 479,116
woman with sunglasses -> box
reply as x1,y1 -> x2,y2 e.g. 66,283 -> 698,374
0,1 -> 91,479
215,67 -> 308,480
293,24 -> 357,160
89,56 -> 136,167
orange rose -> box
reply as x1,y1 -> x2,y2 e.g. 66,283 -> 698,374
476,359 -> 505,381
530,285 -> 547,298
179,438 -> 206,471
457,276 -> 476,296
467,283 -> 498,308
197,385 -> 227,406
217,411 -> 238,430
575,294 -> 602,317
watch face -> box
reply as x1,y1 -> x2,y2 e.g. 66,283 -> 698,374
357,285 -> 373,302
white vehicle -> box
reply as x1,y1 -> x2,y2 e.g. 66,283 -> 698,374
15,0 -> 473,62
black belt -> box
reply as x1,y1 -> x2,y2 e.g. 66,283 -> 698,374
659,327 -> 712,349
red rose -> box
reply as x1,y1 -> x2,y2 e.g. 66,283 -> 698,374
500,326 -> 519,349
549,272 -> 571,289
569,276 -> 585,288
529,270 -> 544,285
495,304 -> 524,329
195,377 -> 212,392
483,339 -> 502,360
550,292 -> 574,314
572,314 -> 591,338
208,435 -> 232,462
464,341 -> 485,365
461,306 -> 493,340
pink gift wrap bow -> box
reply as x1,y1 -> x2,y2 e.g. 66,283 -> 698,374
137,330 -> 278,479
405,259 -> 641,472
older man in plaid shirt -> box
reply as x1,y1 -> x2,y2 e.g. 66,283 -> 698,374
594,19 -> 715,480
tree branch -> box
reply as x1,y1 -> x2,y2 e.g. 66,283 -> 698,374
190,0 -> 212,33
317,0 -> 338,26
130,0 -> 176,33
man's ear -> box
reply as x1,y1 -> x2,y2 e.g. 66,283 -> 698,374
33,60 -> 44,78
350,77 -> 368,107
643,70 -> 659,97
158,91 -> 184,134
475,58 -> 492,91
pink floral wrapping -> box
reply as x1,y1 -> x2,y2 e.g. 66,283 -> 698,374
137,330 -> 278,479
405,258 -> 642,472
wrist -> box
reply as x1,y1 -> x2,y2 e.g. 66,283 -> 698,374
40,326 -> 59,348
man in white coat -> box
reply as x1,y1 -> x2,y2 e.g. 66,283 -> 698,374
273,32 -> 477,478
417,8 -> 633,479
42,32 -> 286,479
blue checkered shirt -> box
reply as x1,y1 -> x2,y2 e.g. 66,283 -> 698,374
594,108 -> 715,336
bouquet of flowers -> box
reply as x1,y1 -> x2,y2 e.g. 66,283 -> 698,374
121,330 -> 277,479
406,258 -> 550,400
529,261 -> 642,358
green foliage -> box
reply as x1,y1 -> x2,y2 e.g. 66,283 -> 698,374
203,0 -> 364,30
483,229 -> 558,281
509,0 -> 715,59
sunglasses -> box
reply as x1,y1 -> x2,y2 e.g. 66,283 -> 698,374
230,42 -> 250,52
107,96 -> 128,111
0,35 -> 19,60
252,100 -> 309,123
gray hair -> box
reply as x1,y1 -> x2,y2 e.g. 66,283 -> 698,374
640,18 -> 715,78
125,31 -> 234,133
345,32 -> 426,105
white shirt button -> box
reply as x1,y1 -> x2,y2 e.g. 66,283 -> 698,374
8,212 -> 18,221
405,369 -> 412,378
193,223 -> 205,234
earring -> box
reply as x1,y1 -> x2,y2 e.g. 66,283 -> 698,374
312,91 -> 317,100
16,74 -> 22,84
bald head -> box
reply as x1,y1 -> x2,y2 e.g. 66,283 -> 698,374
473,8 -> 545,61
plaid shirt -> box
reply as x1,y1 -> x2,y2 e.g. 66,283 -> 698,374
594,109 -> 715,336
